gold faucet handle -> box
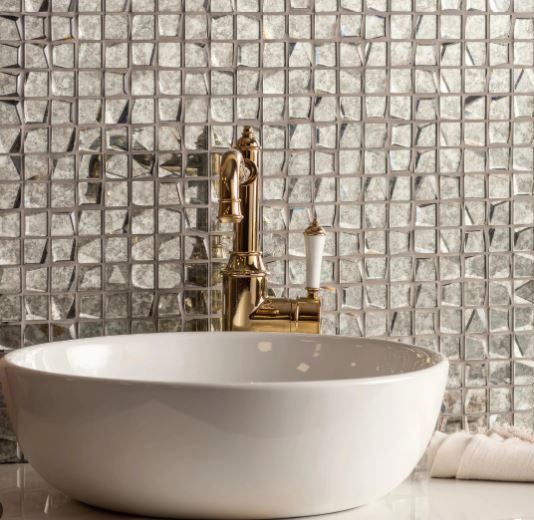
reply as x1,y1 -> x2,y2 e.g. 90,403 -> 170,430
304,218 -> 326,300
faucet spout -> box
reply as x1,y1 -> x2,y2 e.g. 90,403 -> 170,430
218,150 -> 245,225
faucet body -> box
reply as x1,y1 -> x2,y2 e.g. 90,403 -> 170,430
218,127 -> 321,333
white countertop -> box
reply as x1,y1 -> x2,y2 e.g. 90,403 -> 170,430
0,464 -> 533,520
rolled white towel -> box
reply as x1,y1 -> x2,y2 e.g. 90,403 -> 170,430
428,426 -> 534,482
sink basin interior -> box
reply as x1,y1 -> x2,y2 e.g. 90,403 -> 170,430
6,332 -> 443,385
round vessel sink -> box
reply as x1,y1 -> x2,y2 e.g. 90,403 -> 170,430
0,332 -> 448,519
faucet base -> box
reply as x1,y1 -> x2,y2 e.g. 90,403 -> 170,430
221,252 -> 321,333
222,252 -> 267,331
250,297 -> 321,334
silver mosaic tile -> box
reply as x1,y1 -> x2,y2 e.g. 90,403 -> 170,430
0,0 -> 533,460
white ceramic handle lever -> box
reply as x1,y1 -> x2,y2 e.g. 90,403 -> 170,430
304,218 -> 326,300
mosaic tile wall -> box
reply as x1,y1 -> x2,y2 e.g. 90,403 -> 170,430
0,0 -> 533,460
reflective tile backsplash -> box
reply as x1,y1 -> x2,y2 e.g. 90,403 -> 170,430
0,0 -> 533,460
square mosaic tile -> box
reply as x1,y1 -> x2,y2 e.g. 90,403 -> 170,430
0,0 -> 533,460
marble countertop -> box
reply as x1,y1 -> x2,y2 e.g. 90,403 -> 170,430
0,464 -> 533,520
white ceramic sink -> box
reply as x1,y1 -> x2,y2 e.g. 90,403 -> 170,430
0,332 -> 448,519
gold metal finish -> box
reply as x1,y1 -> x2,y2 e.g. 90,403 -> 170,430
218,126 -> 322,334
304,218 -> 326,236
305,288 -> 320,301
218,150 -> 244,224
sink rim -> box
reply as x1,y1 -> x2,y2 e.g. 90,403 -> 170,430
2,331 -> 448,389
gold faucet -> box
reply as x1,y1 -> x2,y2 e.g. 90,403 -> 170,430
218,126 -> 326,333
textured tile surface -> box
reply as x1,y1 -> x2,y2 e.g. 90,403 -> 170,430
0,0 -> 534,460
